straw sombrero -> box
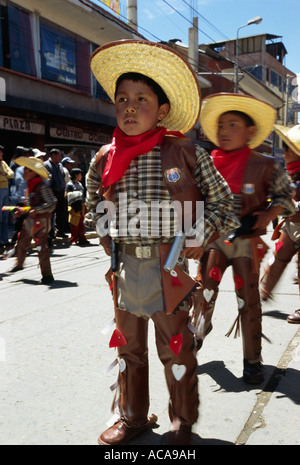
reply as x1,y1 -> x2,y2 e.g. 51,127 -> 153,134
90,39 -> 201,134
15,157 -> 49,180
274,124 -> 300,157
200,93 -> 277,149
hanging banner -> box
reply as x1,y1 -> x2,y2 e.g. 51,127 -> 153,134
100,0 -> 120,16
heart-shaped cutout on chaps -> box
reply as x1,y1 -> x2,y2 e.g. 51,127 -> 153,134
203,288 -> 214,303
171,364 -> 186,381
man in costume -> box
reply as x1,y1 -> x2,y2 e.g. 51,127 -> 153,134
261,124 -> 300,324
196,94 -> 295,384
86,40 -> 239,445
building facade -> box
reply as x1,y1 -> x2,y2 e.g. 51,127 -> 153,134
0,0 -> 142,174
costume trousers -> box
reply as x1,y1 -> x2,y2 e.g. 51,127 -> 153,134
15,216 -> 53,277
114,307 -> 199,428
194,248 -> 262,361
261,231 -> 299,298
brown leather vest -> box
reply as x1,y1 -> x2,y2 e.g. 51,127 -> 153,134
95,136 -> 203,225
240,151 -> 276,237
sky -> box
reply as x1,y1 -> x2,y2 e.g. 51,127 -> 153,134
134,0 -> 299,73
97,0 -> 299,97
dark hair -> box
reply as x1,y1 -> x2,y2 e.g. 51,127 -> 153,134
282,141 -> 289,151
0,145 -> 4,151
115,72 -> 170,106
71,168 -> 82,181
222,111 -> 255,127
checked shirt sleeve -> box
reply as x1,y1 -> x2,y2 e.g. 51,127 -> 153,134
268,162 -> 295,217
194,145 -> 240,247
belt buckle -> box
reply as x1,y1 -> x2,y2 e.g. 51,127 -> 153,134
135,246 -> 151,259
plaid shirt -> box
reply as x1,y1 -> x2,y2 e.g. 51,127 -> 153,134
86,143 -> 239,247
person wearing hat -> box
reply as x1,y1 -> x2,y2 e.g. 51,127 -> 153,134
196,93 -> 295,384
0,145 -> 14,250
66,168 -> 89,245
9,156 -> 57,284
261,124 -> 300,324
86,40 -> 239,446
33,148 -> 46,160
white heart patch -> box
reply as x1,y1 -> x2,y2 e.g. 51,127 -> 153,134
172,364 -> 186,381
118,357 -> 126,373
203,288 -> 214,303
237,297 -> 245,309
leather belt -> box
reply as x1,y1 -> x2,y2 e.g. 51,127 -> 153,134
119,243 -> 161,259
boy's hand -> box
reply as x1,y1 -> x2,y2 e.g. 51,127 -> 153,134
181,238 -> 204,260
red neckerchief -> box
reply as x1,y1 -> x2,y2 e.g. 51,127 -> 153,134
211,146 -> 252,194
102,126 -> 186,188
286,160 -> 300,175
27,176 -> 43,193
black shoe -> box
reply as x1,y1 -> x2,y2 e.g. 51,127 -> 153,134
243,358 -> 264,385
39,275 -> 55,285
10,265 -> 24,273
56,232 -> 68,238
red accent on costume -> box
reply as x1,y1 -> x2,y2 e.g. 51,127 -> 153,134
109,329 -> 127,348
275,241 -> 284,253
234,274 -> 244,290
169,334 -> 183,356
209,266 -> 222,282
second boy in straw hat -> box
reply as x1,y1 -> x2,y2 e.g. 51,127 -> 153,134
197,93 -> 295,384
9,156 -> 57,284
86,40 -> 239,445
261,124 -> 300,324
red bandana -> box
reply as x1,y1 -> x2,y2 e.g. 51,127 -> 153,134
27,176 -> 43,193
102,126 -> 186,188
286,160 -> 300,176
211,146 -> 252,194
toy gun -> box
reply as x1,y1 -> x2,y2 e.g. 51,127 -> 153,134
2,206 -> 31,213
224,215 -> 257,246
163,233 -> 186,273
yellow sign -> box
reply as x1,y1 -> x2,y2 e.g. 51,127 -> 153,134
100,0 -> 120,16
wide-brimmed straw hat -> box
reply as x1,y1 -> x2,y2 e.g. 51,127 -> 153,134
200,93 -> 277,149
15,156 -> 49,180
90,39 -> 201,134
274,124 -> 300,157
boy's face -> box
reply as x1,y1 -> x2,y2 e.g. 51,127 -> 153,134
23,168 -> 37,182
284,146 -> 299,164
217,112 -> 256,152
115,79 -> 170,136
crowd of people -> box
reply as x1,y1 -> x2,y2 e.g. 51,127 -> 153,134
0,145 -> 90,283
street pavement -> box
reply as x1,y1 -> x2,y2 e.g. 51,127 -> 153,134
0,229 -> 300,446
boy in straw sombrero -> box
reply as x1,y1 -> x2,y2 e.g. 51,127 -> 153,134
86,40 -> 239,445
9,156 -> 57,284
261,124 -> 300,324
197,93 -> 295,384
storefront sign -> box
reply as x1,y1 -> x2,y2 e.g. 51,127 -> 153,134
0,116 -> 45,134
50,124 -> 111,145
